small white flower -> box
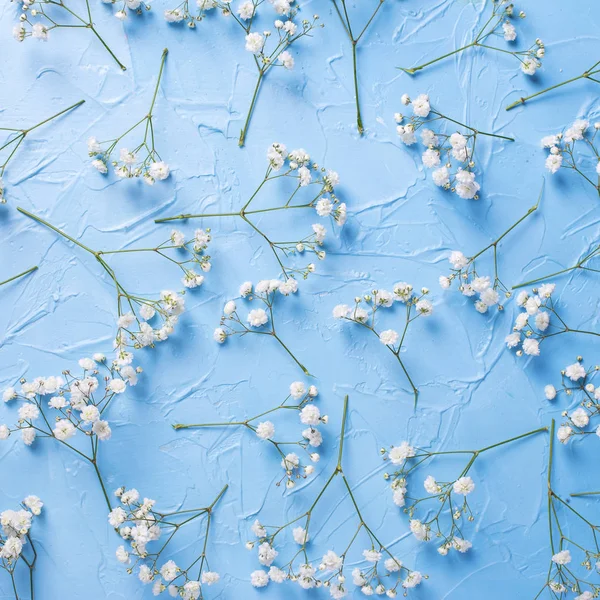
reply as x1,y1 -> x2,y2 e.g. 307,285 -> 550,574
453,476 -> 475,495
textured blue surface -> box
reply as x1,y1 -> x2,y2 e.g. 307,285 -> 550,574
1,0 -> 600,598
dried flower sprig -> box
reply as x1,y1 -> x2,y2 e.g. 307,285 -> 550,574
394,93 -> 513,200
513,244 -> 600,291
544,358 -> 600,445
0,100 -> 84,203
330,0 -> 386,134
542,118 -> 600,195
0,357 -> 138,511
173,381 -> 325,487
399,0 -> 544,77
0,266 -> 38,288
505,284 -> 600,358
506,59 -> 600,111
247,396 -> 426,597
0,496 -> 42,600
535,420 -> 600,599
164,1 -> 321,147
13,0 -> 126,70
17,207 -> 212,363
439,186 -> 541,312
102,0 -> 151,21
214,279 -> 311,376
382,425 -> 546,556
156,143 -> 345,280
333,284 -> 433,407
87,49 -> 170,184
110,484 -> 227,598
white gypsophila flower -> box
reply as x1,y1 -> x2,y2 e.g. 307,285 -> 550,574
238,1 -> 254,19
432,166 -> 450,187
545,153 -> 562,173
363,549 -> 381,562
557,425 -> 572,444
321,550 -> 343,571
23,495 -> 43,516
416,299 -> 433,316
570,407 -> 589,428
292,527 -> 309,545
409,519 -> 430,542
289,381 -> 306,398
379,329 -> 399,346
279,50 -> 294,70
258,541 -> 278,566
256,421 -> 275,440
214,328 -> 227,343
388,441 -> 414,464
247,309 -> 268,327
333,304 -> 350,319
268,566 -> 286,583
453,476 -> 475,495
402,571 -> 422,589
544,385 -> 557,400
565,362 -> 586,381
245,32 -> 265,54
522,338 -> 540,356
299,404 -> 320,425
411,94 -> 430,118
201,571 -> 220,585
551,550 -> 571,565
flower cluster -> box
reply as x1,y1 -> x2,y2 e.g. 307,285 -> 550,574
542,118 -> 600,195
395,94 -> 514,199
538,421 -> 600,599
110,484 -> 227,598
18,208 -> 212,364
88,49 -> 170,183
13,0 -> 126,69
101,0 -> 151,21
0,100 -> 83,203
174,381 -> 325,488
214,279 -> 310,375
247,397 -> 425,597
0,496 -> 42,599
544,359 -> 600,445
333,284 -> 433,406
164,1 -> 321,146
400,0 -> 544,77
1,357 -> 138,509
156,142 -> 345,280
382,426 -> 545,555
504,284 -> 599,358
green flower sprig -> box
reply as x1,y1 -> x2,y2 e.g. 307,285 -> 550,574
536,421 -> 600,599
17,207 -> 212,362
173,381 -> 324,488
0,496 -> 42,600
0,100 -> 84,203
382,425 -> 547,555
164,0 -> 321,147
333,285 -> 433,408
399,0 -> 544,77
87,49 -> 170,184
155,142 -> 345,281
13,0 -> 126,70
110,484 -> 228,598
507,59 -> 600,111
247,396 -> 426,596
330,0 -> 387,134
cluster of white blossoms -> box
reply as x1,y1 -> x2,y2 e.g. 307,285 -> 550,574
382,441 -> 475,555
156,142 -> 345,280
504,283 -> 599,358
394,94 -> 513,200
542,118 -> 600,194
110,230 -> 211,363
246,397 -> 425,597
0,496 -> 43,597
247,533 -> 423,597
164,1 -> 321,145
110,485 -> 226,599
333,284 -> 433,406
439,250 -> 505,313
214,278 -> 312,375
12,0 -> 127,70
101,0 -> 150,21
547,546 -> 600,599
88,49 -> 169,183
400,0 -> 544,77
173,381 -> 326,488
544,359 -> 600,445
0,357 -> 137,449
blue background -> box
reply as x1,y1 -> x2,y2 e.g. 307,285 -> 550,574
1,0 -> 599,597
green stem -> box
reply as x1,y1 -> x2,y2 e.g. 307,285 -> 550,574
505,69 -> 600,111
25,99 -> 85,133
239,71 -> 264,147
399,42 -> 476,74
272,332 -> 312,376
351,41 -> 363,135
148,49 -> 169,114
337,395 -> 349,469
89,23 -> 127,71
0,265 -> 38,287
570,491 -> 600,497
92,458 -> 113,511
